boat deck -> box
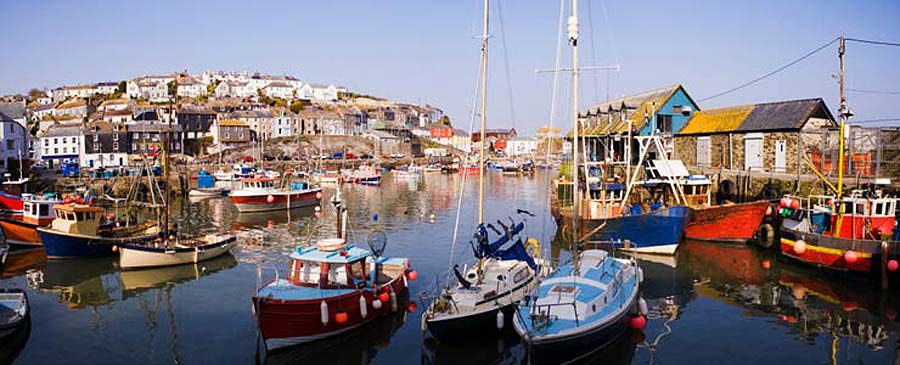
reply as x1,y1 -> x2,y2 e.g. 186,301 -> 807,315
257,279 -> 357,301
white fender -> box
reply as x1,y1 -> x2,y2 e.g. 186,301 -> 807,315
638,298 -> 649,316
373,299 -> 383,310
496,310 -> 505,330
320,300 -> 329,326
359,295 -> 368,319
390,290 -> 398,312
638,267 -> 644,283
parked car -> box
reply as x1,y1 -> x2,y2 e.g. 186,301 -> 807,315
360,154 -> 373,160
330,152 -> 344,160
345,152 -> 357,159
390,153 -> 405,158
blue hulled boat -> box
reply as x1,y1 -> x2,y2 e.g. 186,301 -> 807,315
37,204 -> 162,259
514,249 -> 643,364
583,205 -> 691,255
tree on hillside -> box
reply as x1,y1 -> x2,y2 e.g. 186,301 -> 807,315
27,88 -> 44,100
167,80 -> 178,99
207,80 -> 220,95
438,115 -> 451,126
290,100 -> 305,114
117,81 -> 127,94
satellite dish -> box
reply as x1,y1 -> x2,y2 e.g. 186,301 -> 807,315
366,231 -> 387,257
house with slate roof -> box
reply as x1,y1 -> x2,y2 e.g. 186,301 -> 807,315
0,103 -> 29,171
674,98 -> 836,174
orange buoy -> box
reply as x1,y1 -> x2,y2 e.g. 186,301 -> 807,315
112,245 -> 119,253
761,260 -> 771,270
407,302 -> 417,313
266,195 -> 275,203
335,311 -> 348,324
378,292 -> 390,303
793,240 -> 806,255
406,270 -> 418,281
316,192 -> 323,200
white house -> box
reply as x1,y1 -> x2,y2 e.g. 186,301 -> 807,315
452,129 -> 471,153
0,103 -> 29,172
55,99 -> 88,117
127,76 -> 173,102
96,82 -> 119,95
505,137 -> 537,157
261,82 -> 295,100
271,108 -> 298,138
215,81 -> 255,99
301,84 -> 345,101
99,97 -> 133,112
30,103 -> 56,120
62,84 -> 98,99
39,124 -> 83,169
176,77 -> 208,98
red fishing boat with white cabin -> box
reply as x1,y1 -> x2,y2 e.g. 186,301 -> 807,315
681,175 -> 772,244
252,190 -> 416,350
0,195 -> 60,248
229,177 -> 320,213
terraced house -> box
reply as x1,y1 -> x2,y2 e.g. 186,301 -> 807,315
674,98 -> 836,174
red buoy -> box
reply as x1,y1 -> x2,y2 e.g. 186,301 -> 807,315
888,259 -> 899,272
63,197 -> 73,204
842,302 -> 858,312
335,311 -> 348,324
789,199 -> 800,210
844,250 -> 858,264
266,195 -> 275,203
761,260 -> 771,270
339,250 -> 348,257
407,302 -> 417,313
406,270 -> 418,281
629,315 -> 647,330
75,196 -> 84,204
378,292 -> 390,303
316,192 -> 323,200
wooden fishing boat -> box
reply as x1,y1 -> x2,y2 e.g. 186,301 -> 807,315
0,196 -> 60,248
514,250 -> 644,364
0,192 -> 23,216
312,169 -> 342,184
681,175 -> 773,243
229,177 -> 320,213
36,204 -> 162,258
252,190 -> 415,350
779,192 -> 900,277
0,289 -> 28,339
118,234 -> 237,269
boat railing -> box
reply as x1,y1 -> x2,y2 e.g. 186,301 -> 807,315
256,264 -> 281,291
526,300 -> 580,330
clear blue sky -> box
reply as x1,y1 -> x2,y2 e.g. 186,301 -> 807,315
2,0 -> 899,134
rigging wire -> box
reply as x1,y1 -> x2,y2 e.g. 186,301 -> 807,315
586,0 -> 600,102
698,37 -> 839,102
540,0 -> 567,258
845,38 -> 900,48
598,0 -> 619,101
445,33 -> 487,288
847,88 -> 900,96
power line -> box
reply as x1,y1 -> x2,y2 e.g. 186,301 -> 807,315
847,88 -> 900,95
845,38 -> 900,48
699,37 -> 839,102
848,118 -> 900,125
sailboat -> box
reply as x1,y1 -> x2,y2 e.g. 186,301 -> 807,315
118,104 -> 237,269
514,1 -> 645,362
422,0 -> 546,341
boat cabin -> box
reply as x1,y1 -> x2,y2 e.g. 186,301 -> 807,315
682,175 -> 712,207
49,204 -> 104,236
288,239 -> 374,289
22,196 -> 58,226
791,191 -> 897,239
241,177 -> 276,191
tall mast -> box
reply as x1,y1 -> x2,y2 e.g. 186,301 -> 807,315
477,0 -> 489,225
569,0 -> 580,242
835,36 -> 850,234
164,98 -> 172,238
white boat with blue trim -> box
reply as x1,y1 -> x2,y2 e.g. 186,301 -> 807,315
514,249 -> 644,363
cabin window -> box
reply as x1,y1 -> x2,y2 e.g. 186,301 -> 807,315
75,212 -> 85,221
349,261 -> 365,281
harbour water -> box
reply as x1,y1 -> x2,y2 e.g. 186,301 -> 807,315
1,171 -> 898,364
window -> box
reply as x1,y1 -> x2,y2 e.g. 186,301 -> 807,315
44,139 -> 49,146
62,147 -> 67,153
54,138 -> 58,144
657,114 -> 673,134
6,140 -> 13,150
93,143 -> 100,151
113,142 -> 119,150
673,106 -> 682,114
224,133 -> 230,139
113,134 -> 119,141
54,147 -> 58,154
72,137 -> 77,143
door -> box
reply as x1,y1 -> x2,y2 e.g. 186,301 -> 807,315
744,134 -> 763,171
774,140 -> 786,173
696,137 -> 711,166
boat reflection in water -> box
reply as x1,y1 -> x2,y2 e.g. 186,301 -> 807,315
262,296 -> 409,365
120,253 -> 238,297
36,257 -> 119,309
676,239 -> 900,359
231,206 -> 316,231
1,248 -> 46,279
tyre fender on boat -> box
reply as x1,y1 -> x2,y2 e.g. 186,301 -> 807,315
756,223 -> 775,248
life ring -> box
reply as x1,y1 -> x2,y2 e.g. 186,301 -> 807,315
525,237 -> 541,258
317,238 -> 347,252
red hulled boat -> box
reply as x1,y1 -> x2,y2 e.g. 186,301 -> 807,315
681,175 -> 772,243
0,196 -> 60,248
229,177 -> 320,213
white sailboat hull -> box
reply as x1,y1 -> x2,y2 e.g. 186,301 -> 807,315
119,236 -> 237,269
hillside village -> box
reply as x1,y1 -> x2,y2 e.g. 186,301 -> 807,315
0,70 -> 540,175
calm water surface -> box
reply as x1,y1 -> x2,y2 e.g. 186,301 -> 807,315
1,171 -> 899,364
